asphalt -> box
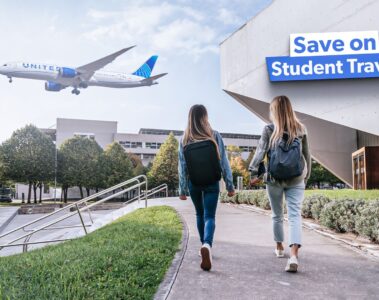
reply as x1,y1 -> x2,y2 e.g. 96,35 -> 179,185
159,198 -> 379,300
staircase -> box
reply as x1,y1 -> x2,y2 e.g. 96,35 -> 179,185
0,175 -> 168,256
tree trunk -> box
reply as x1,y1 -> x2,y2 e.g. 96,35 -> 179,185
79,186 -> 84,199
33,183 -> 37,204
39,183 -> 42,203
27,181 -> 32,203
64,187 -> 68,203
86,188 -> 90,197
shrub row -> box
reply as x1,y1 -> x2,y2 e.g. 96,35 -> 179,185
220,190 -> 379,243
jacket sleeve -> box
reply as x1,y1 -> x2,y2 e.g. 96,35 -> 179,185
249,126 -> 271,176
178,140 -> 189,195
302,131 -> 312,181
215,132 -> 234,192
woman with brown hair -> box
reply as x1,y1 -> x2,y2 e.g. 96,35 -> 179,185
249,95 -> 311,273
178,104 -> 235,271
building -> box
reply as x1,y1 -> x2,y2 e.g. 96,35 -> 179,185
43,118 -> 260,166
220,0 -> 379,188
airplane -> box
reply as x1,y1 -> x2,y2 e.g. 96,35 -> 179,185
0,46 -> 167,95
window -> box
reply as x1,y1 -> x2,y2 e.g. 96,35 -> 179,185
239,146 -> 255,152
119,141 -> 142,148
145,142 -> 162,149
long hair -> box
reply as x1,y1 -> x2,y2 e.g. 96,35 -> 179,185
183,104 -> 220,158
269,95 -> 304,147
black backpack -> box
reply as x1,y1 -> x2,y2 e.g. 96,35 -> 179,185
267,124 -> 304,180
183,140 -> 222,186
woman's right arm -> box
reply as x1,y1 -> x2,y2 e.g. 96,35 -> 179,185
178,141 -> 189,196
302,132 -> 312,183
249,126 -> 271,176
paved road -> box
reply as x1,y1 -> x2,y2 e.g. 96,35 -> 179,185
159,199 -> 379,300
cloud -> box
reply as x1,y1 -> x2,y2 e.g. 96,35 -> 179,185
217,8 -> 243,25
83,2 -> 219,60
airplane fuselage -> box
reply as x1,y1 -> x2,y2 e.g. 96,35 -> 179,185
0,62 -> 151,88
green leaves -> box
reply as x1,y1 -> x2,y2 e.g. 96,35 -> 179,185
0,125 -> 55,202
148,132 -> 179,191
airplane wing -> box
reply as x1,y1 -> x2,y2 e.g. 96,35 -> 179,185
141,73 -> 168,84
76,46 -> 136,81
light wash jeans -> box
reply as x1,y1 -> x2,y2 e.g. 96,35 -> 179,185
266,180 -> 305,247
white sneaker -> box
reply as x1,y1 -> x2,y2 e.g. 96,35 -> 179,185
285,256 -> 298,273
200,243 -> 212,271
275,248 -> 285,258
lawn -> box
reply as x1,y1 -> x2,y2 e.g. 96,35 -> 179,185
0,206 -> 182,300
305,189 -> 379,200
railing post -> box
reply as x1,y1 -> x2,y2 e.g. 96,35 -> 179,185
76,204 -> 88,235
145,178 -> 148,208
23,234 -> 32,253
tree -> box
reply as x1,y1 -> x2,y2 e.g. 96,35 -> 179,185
127,153 -> 146,176
0,125 -> 55,203
230,156 -> 250,187
307,160 -> 342,188
148,132 -> 179,191
103,142 -> 134,187
226,145 -> 250,187
57,136 -> 102,201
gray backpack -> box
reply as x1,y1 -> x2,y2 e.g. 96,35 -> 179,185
267,124 -> 304,180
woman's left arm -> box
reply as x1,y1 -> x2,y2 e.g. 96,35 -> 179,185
215,132 -> 234,192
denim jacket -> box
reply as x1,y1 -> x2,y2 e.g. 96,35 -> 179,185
178,131 -> 234,195
249,125 -> 312,185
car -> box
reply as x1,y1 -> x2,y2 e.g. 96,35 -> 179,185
0,187 -> 12,202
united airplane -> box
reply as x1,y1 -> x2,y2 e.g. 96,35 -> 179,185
0,46 -> 167,95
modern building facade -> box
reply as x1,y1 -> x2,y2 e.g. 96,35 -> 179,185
220,0 -> 379,187
42,118 -> 260,166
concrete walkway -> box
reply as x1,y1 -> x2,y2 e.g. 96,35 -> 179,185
159,199 -> 379,299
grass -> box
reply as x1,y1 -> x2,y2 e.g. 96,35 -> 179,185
0,206 -> 182,300
305,189 -> 379,200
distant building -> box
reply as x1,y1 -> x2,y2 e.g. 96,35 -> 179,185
42,118 -> 260,166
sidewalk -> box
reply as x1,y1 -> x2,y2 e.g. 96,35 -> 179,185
160,199 -> 379,299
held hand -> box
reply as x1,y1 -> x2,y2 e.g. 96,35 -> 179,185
250,177 -> 262,186
179,195 -> 187,201
227,190 -> 235,197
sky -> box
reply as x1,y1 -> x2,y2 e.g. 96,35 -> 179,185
0,0 -> 270,142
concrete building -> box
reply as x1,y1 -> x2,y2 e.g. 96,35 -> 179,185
43,118 -> 260,166
220,0 -> 379,187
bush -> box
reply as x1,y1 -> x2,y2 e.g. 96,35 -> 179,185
310,195 -> 332,220
302,195 -> 319,218
319,199 -> 366,233
355,200 -> 379,242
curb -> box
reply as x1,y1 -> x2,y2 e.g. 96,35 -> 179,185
226,203 -> 379,262
0,208 -> 19,234
154,209 -> 189,300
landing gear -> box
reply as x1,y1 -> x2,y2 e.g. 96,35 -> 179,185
71,88 -> 80,95
8,77 -> 12,83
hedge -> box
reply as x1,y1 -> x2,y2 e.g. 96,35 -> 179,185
220,190 -> 379,243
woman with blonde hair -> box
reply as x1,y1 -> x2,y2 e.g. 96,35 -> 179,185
249,95 -> 311,273
178,104 -> 234,271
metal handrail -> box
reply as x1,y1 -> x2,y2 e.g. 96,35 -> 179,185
124,184 -> 168,205
0,175 -> 148,252
0,175 -> 147,240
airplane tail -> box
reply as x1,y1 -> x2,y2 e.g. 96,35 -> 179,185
132,55 -> 158,78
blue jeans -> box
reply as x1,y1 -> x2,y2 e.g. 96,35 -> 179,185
188,181 -> 220,247
266,180 -> 305,247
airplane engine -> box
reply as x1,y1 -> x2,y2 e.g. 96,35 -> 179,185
58,67 -> 77,78
45,81 -> 63,92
